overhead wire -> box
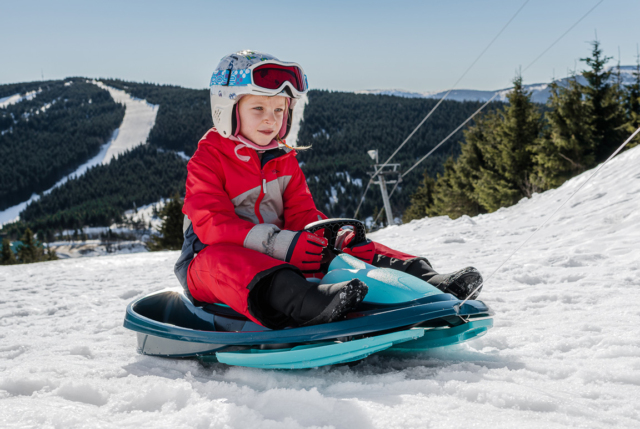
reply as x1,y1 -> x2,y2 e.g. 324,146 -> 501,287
369,0 -> 605,226
352,0 -> 531,218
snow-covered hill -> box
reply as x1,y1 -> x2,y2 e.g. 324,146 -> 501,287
359,65 -> 638,103
0,82 -> 158,227
1,143 -> 639,427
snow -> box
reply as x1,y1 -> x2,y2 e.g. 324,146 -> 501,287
1,145 -> 640,428
44,200 -> 167,258
0,90 -> 40,109
286,93 -> 308,147
0,84 -> 158,228
91,81 -> 159,164
174,151 -> 190,161
0,129 -> 118,227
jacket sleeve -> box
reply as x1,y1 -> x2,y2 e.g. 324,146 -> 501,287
283,160 -> 328,231
183,145 -> 256,247
183,144 -> 299,262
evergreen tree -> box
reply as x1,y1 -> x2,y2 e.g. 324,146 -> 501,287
580,39 -> 627,161
407,75 -> 543,219
408,117 -> 490,220
44,243 -> 58,261
1,238 -> 17,265
147,194 -> 185,251
428,149 -> 484,220
532,77 -> 595,189
624,53 -> 640,149
16,228 -> 44,264
475,75 -> 543,211
403,173 -> 435,223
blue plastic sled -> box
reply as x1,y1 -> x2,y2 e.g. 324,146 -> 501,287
124,219 -> 493,369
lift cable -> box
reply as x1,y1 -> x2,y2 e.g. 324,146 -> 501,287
353,0 -> 531,218
370,0 -> 604,225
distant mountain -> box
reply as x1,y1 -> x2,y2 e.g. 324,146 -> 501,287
358,65 -> 638,104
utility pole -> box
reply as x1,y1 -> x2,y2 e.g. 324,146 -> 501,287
367,150 -> 401,226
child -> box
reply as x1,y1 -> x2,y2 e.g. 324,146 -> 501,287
174,50 -> 483,329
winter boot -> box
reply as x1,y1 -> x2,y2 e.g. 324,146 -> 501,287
255,269 -> 368,328
426,267 -> 483,300
406,260 -> 483,300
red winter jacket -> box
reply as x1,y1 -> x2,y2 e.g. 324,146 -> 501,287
182,129 -> 327,261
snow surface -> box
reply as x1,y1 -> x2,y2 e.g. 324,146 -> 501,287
0,83 -> 159,228
1,145 -> 640,428
91,81 -> 159,164
0,90 -> 40,109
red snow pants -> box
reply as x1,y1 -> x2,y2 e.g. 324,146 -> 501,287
187,241 -> 420,327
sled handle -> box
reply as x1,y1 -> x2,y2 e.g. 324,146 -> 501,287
304,218 -> 367,250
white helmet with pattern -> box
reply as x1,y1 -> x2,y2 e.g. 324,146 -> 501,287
210,50 -> 309,138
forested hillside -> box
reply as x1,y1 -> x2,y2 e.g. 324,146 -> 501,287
1,79 -> 503,238
296,91 -> 503,218
0,79 -> 125,210
100,79 -> 210,156
404,41 -> 640,222
19,145 -> 187,234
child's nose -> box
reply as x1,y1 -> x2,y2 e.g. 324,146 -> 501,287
264,111 -> 277,123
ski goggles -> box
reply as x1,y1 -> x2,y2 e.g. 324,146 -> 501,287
212,61 -> 308,96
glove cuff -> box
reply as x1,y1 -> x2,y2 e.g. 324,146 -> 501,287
244,224 -> 297,261
335,229 -> 353,250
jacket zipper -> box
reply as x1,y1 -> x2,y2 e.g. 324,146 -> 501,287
253,150 -> 295,224
253,154 -> 266,224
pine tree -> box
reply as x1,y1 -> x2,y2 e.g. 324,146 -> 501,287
45,243 -> 58,261
580,39 -> 627,161
532,77 -> 595,189
403,173 -> 435,223
475,75 -> 543,211
1,238 -> 18,265
428,149 -> 484,219
147,194 -> 185,251
16,228 -> 45,264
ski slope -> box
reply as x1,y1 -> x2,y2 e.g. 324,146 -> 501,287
91,81 -> 159,164
1,145 -> 640,428
0,83 -> 158,227
0,90 -> 40,109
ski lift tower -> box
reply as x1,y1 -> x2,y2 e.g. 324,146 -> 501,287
367,150 -> 401,226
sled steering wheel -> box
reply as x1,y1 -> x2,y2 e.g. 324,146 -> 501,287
304,218 -> 367,250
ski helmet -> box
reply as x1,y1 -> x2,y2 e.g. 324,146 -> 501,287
210,50 -> 309,138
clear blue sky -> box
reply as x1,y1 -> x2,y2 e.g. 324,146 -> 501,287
1,0 -> 638,92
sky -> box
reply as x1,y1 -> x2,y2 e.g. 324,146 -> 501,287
1,0 -> 639,93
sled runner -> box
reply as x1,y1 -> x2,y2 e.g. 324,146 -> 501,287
123,219 -> 493,369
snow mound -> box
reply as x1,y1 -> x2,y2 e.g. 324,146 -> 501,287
1,146 -> 640,428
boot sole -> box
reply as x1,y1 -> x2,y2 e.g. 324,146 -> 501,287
303,280 -> 368,326
438,267 -> 483,300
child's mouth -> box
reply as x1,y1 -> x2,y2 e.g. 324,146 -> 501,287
258,130 -> 273,135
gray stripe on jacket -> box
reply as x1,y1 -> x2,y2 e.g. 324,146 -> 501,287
244,224 -> 297,260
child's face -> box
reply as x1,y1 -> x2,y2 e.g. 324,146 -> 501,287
237,95 -> 287,146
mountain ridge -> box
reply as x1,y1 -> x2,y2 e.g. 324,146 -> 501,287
357,65 -> 638,103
